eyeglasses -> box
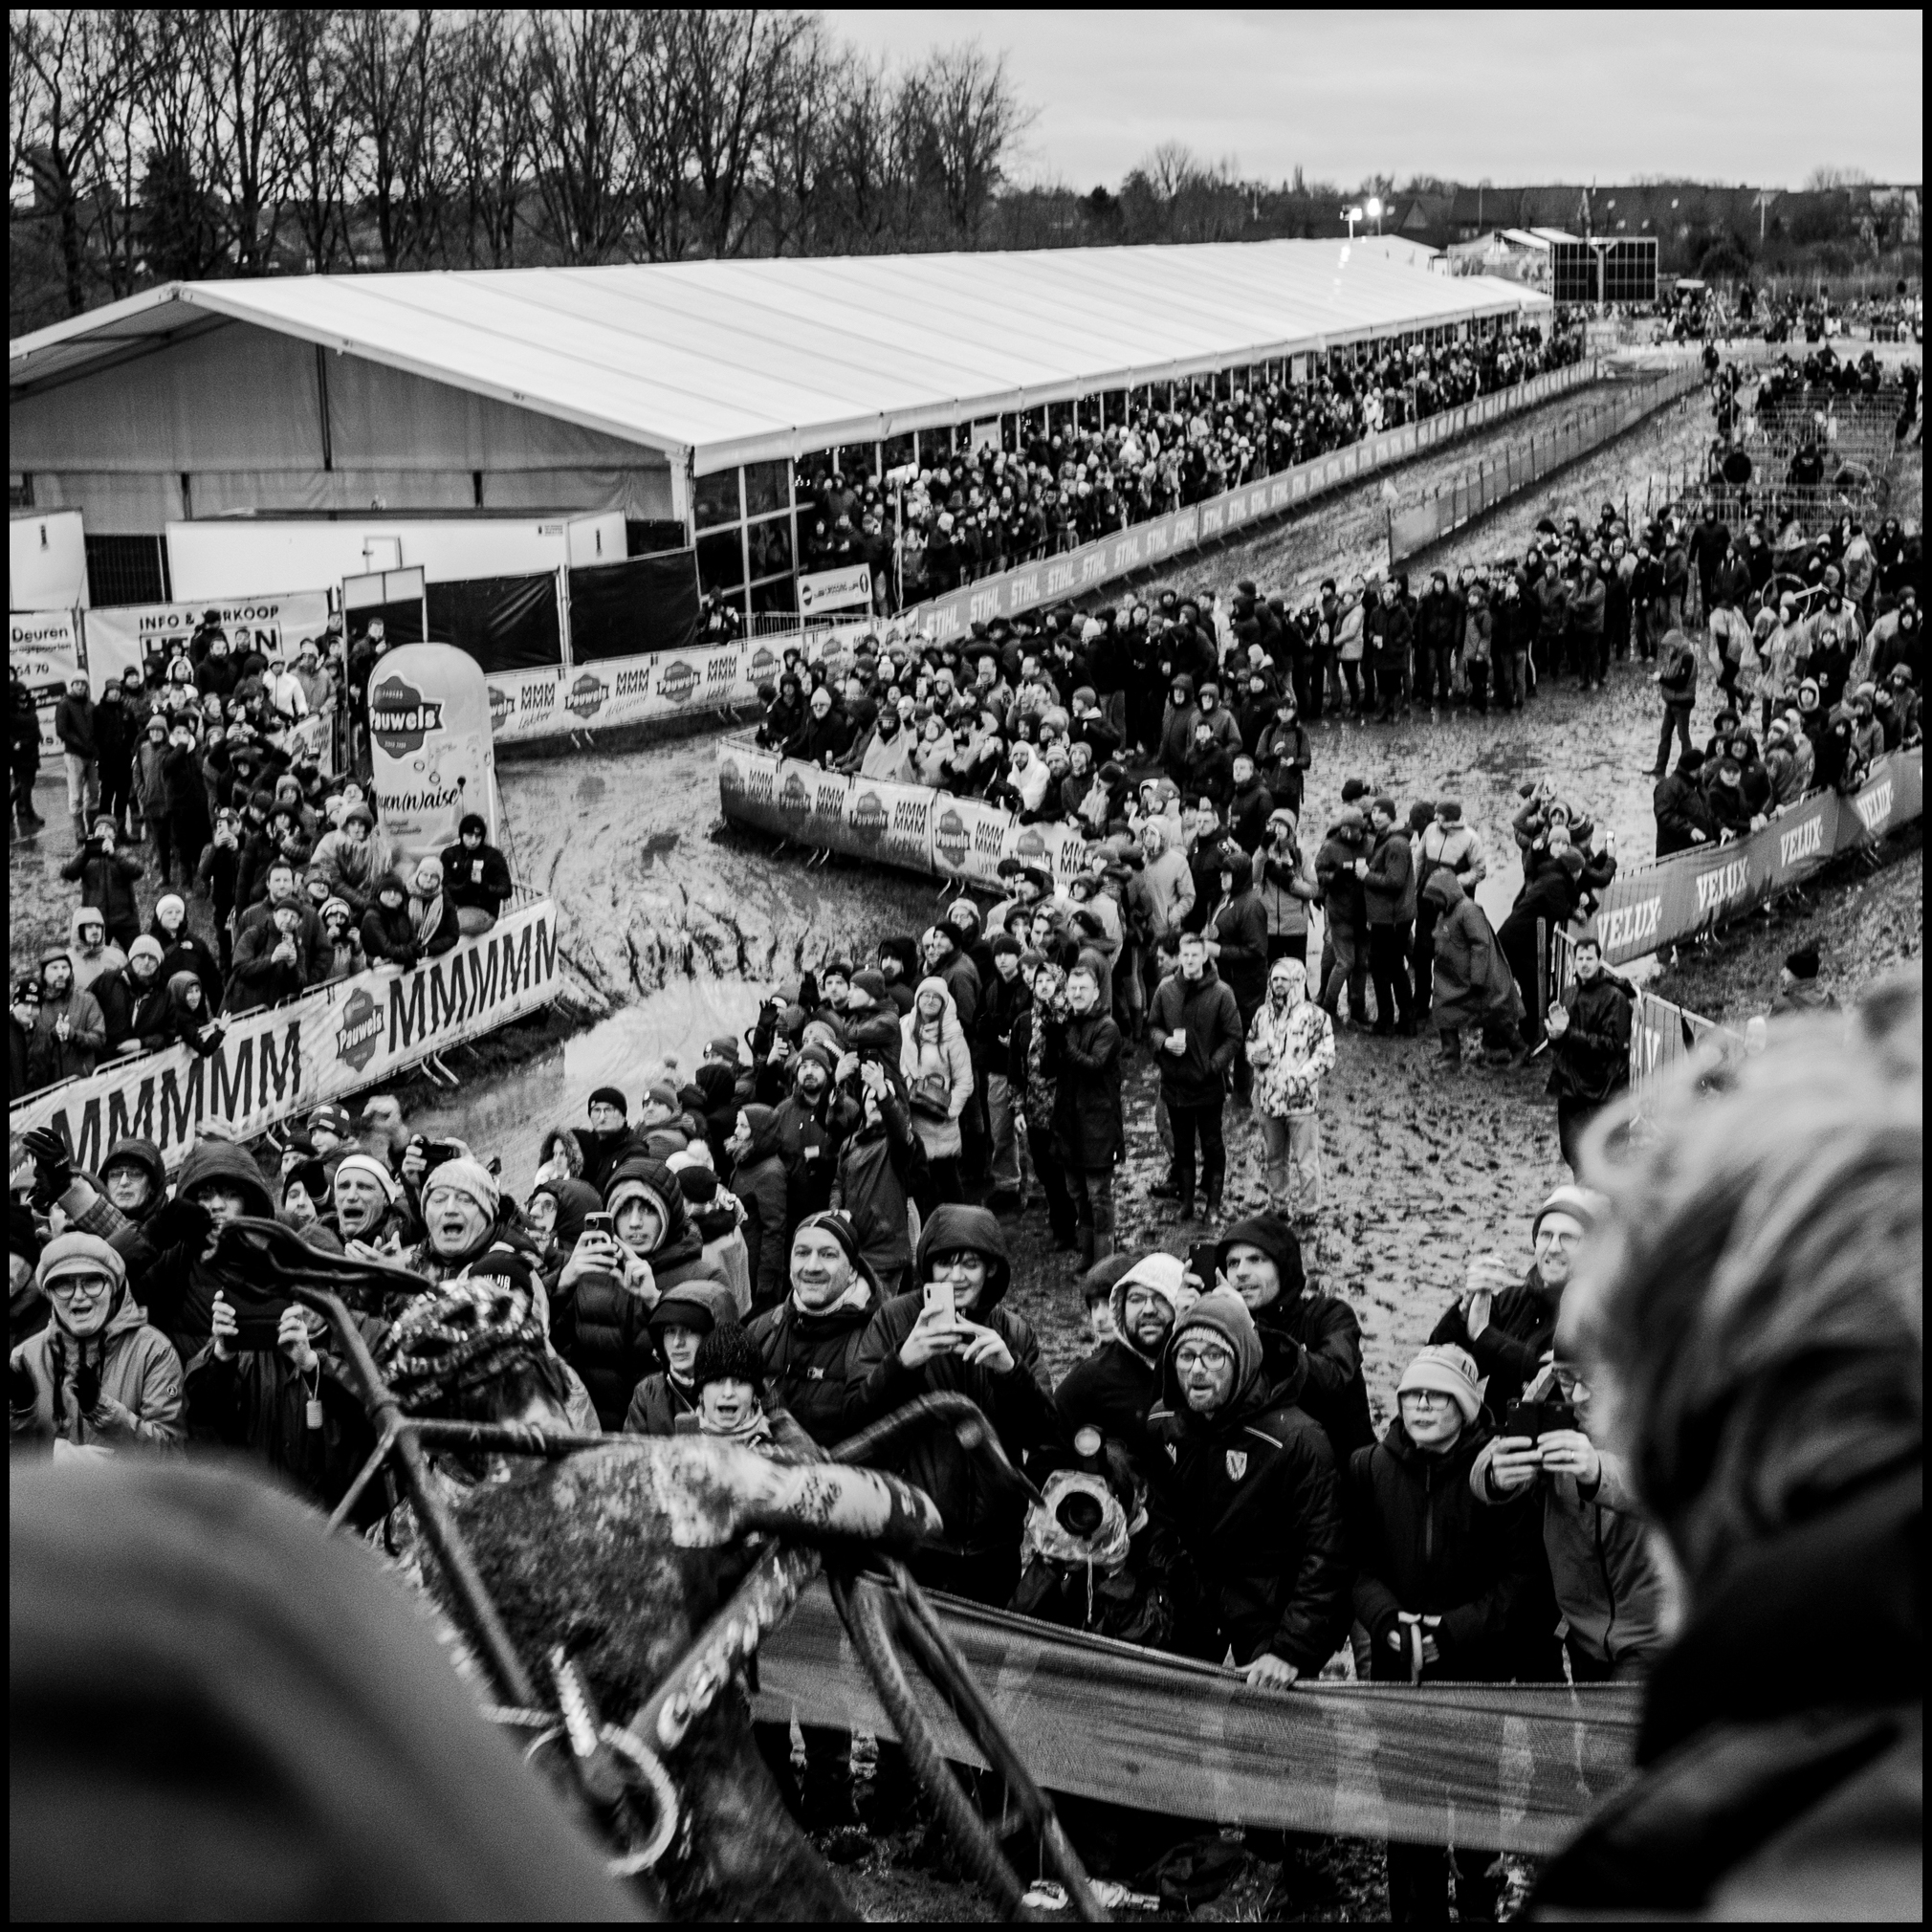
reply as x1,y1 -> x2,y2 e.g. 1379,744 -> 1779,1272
43,1274 -> 111,1301
1174,1343 -> 1233,1372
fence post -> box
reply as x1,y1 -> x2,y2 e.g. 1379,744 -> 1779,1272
1530,918 -> 1548,1047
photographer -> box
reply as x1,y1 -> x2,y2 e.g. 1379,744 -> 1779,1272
59,815 -> 144,954
827,1051 -> 925,1298
1471,1357 -> 1667,1682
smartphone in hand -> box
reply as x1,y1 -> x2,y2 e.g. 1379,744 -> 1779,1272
922,1277 -> 957,1328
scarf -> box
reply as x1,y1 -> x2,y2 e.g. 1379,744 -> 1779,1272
408,882 -> 445,944
698,1402 -> 774,1451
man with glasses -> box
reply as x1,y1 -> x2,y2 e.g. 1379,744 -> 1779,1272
1144,1288 -> 1348,1689
10,1232 -> 183,1450
1430,1185 -> 1606,1416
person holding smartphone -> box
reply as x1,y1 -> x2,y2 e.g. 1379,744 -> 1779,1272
850,1204 -> 1055,1607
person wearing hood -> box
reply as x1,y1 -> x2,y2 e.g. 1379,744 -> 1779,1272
1546,935 -> 1633,1173
757,670 -> 806,751
745,1210 -> 878,1448
771,1043 -> 844,1222
1206,849 -> 1269,1104
1157,673 -> 1202,784
852,703 -> 919,783
1430,1184 -> 1605,1417
828,1048 -> 924,1296
899,974 -> 974,1200
918,921 -> 980,1030
552,1152 -> 724,1429
1211,1212 -> 1373,1462
1419,868 -> 1521,1070
309,805 -> 386,920
149,892 -> 222,1012
851,1203 -> 1056,1604
1255,807 -> 1319,967
1347,1343 -> 1545,1922
523,1171 -> 601,1284
1148,929 -> 1243,1220
784,685 -> 852,769
724,1104 -> 790,1309
10,1233 -> 183,1451
1315,807 -> 1371,1024
1243,957 -> 1336,1220
28,950 -> 105,1087
623,1278 -> 738,1435
96,1137 -> 167,1230
1053,1249 -> 1196,1467
1144,1289 -> 1349,1686
439,812 -> 513,935
1412,801 -> 1484,1025
1043,959 -> 1124,1270
67,903 -> 125,991
60,814 -> 145,952
360,873 -> 419,972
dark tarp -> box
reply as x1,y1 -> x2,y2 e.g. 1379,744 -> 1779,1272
426,572 -> 561,673
568,552 -> 701,665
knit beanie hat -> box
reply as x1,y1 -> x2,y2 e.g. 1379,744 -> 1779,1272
424,1156 -> 499,1221
1396,1344 -> 1483,1424
587,1086 -> 627,1117
333,1152 -> 399,1204
692,1322 -> 767,1397
1532,1183 -> 1607,1241
1167,1287 -> 1262,1390
850,968 -> 889,1002
35,1231 -> 126,1295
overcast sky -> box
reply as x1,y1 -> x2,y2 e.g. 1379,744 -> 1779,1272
824,9 -> 1924,193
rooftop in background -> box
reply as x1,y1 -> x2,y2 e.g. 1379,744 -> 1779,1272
11,242 -> 1546,477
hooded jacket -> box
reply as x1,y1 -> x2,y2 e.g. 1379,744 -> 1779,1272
729,1104 -> 792,1309
1215,1215 -> 1374,1462
1208,853 -> 1270,1010
1362,820 -> 1417,926
1548,967 -> 1634,1105
27,954 -> 105,1088
1347,1411 -> 1545,1681
1418,871 -> 1521,1033
899,977 -> 975,1162
1147,959 -> 1243,1109
1145,1291 -> 1350,1673
59,840 -> 144,934
1053,1254 -> 1196,1465
11,1284 -> 185,1451
1245,965 -> 1335,1118
550,1153 -> 724,1429
851,1204 -> 1057,1556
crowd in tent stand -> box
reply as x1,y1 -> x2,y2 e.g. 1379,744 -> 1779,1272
8,341 -> 1921,1922
790,322 -> 1582,609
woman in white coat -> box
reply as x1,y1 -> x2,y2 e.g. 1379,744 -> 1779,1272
900,975 -> 974,1202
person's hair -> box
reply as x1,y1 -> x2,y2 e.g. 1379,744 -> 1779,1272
1567,983 -> 1921,1598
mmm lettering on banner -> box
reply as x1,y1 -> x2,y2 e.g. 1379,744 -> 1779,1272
11,899 -> 559,1171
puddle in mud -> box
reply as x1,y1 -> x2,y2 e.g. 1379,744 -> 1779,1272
408,977 -> 767,1195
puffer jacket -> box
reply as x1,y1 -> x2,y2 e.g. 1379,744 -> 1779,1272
1362,823 -> 1417,926
850,1205 -> 1056,1557
746,1283 -> 877,1448
10,1290 -> 184,1450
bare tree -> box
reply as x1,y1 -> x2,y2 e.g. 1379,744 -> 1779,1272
444,9 -> 532,268
526,8 -> 649,264
668,8 -> 804,258
278,9 -> 358,274
905,43 -> 1032,247
341,9 -> 451,271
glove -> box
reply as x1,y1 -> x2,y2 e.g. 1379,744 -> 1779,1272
11,1359 -> 37,1416
143,1195 -> 213,1255
21,1127 -> 72,1209
74,1359 -> 100,1418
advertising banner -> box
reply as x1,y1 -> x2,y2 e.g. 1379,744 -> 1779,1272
1587,748 -> 1921,967
798,562 -> 875,618
10,896 -> 559,1171
718,737 -> 1103,892
366,643 -> 499,870
9,607 -> 84,757
82,590 -> 334,690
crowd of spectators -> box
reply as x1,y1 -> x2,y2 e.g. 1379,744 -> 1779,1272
794,323 -> 1581,611
10,615 -> 515,1103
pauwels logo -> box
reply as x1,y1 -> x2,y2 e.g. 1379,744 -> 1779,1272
370,677 -> 442,757
337,985 -> 384,1073
933,807 -> 969,867
488,685 -> 513,731
565,671 -> 608,720
1224,1449 -> 1248,1482
849,789 -> 888,841
658,659 -> 699,705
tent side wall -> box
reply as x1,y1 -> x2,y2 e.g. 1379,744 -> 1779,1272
11,319 -> 677,536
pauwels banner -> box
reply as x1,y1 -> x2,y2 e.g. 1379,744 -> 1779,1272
10,896 -> 560,1172
9,607 -> 83,757
368,643 -> 499,869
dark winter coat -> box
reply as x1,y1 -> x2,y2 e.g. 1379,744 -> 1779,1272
1419,870 -> 1521,1033
1147,961 -> 1243,1108
1362,823 -> 1417,927
1145,1335 -> 1350,1674
1054,1336 -> 1162,1470
59,844 -> 143,934
437,839 -> 514,918
1044,1008 -> 1124,1170
1654,766 -> 1717,857
746,1290 -> 875,1448
1348,1414 -> 1546,1681
1532,1462 -> 1920,1922
1548,969 -> 1634,1105
54,692 -> 95,758
729,1105 -> 792,1310
1429,1267 -> 1564,1416
1208,869 -> 1270,1011
623,1369 -> 698,1436
850,1205 -> 1057,1557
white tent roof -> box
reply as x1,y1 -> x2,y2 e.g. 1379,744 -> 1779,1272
11,242 -> 1548,476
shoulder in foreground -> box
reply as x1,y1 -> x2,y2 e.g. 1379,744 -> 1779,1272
1242,1400 -> 1337,1466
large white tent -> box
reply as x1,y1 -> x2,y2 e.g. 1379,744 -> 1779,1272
12,241 -> 1547,485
